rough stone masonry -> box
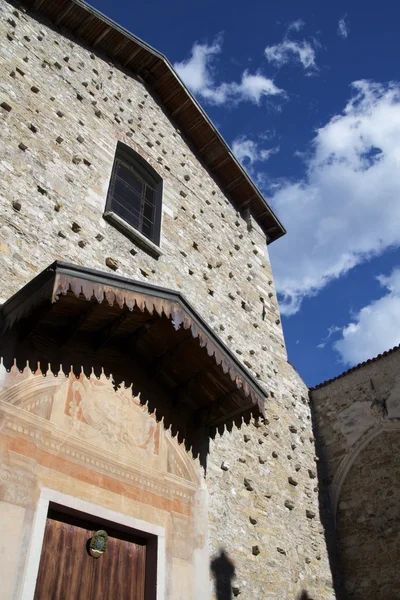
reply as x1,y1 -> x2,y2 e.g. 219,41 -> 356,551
311,347 -> 400,600
0,1 -> 336,598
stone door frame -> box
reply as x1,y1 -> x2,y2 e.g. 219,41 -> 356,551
20,487 -> 166,600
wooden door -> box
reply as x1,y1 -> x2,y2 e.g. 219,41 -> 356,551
34,510 -> 146,600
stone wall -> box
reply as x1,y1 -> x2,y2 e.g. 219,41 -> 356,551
0,0 -> 284,369
311,348 -> 400,600
0,1 -> 336,598
207,360 -> 335,599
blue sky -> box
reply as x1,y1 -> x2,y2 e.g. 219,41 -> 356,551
89,0 -> 400,386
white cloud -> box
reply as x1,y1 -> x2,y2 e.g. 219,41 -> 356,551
233,72 -> 282,104
232,136 -> 279,168
173,37 -> 222,93
317,325 -> 341,349
334,268 -> 400,365
287,19 -> 305,33
174,37 -> 283,106
268,80 -> 400,315
337,16 -> 349,39
265,40 -> 316,70
264,21 -> 317,71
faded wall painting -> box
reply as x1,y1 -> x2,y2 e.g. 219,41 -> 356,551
0,362 -> 208,600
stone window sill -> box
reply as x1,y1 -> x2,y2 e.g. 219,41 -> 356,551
103,211 -> 163,258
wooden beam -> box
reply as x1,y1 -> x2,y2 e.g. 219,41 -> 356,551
193,390 -> 236,429
114,38 -> 131,56
33,0 -> 45,9
225,176 -> 244,192
193,405 -> 211,429
258,208 -> 274,219
75,14 -> 95,37
152,70 -> 173,90
210,155 -> 230,171
123,46 -> 141,67
139,69 -> 156,85
162,86 -> 182,105
241,194 -> 258,208
186,116 -> 204,134
138,54 -> 159,72
16,301 -> 54,342
171,98 -> 191,119
207,400 -> 257,427
149,335 -> 192,379
92,26 -> 111,47
55,3 -> 74,26
194,385 -> 256,428
122,320 -> 155,352
198,137 -> 217,155
93,313 -> 127,352
168,382 -> 198,412
171,363 -> 216,394
57,305 -> 96,348
170,365 -> 217,409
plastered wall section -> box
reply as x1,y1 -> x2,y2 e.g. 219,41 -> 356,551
0,2 -> 336,599
0,364 -> 210,600
311,350 -> 400,600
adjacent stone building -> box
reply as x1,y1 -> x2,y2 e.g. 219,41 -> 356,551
311,346 -> 400,600
2,0 -> 390,599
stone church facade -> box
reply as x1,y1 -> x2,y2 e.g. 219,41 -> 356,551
1,1 -> 397,599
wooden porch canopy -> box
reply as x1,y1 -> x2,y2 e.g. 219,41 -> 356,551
0,262 -> 266,429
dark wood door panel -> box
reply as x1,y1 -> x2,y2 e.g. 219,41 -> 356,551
91,535 -> 146,599
34,510 -> 147,600
33,518 -> 92,600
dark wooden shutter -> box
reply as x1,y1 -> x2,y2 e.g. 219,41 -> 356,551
34,511 -> 146,600
105,142 -> 163,245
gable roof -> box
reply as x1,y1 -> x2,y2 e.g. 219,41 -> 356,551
19,0 -> 285,243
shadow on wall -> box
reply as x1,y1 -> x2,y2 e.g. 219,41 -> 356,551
210,550 -> 318,600
0,342 -> 256,475
310,394 -> 348,600
210,549 -> 236,600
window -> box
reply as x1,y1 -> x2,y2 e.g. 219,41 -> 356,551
104,143 -> 162,251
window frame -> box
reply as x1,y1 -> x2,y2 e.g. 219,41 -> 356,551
104,143 -> 163,255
